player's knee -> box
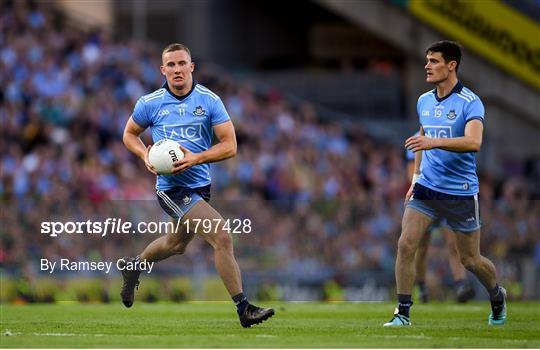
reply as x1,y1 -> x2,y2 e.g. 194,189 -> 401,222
213,232 -> 232,251
397,234 -> 417,257
460,255 -> 477,271
169,243 -> 187,255
165,236 -> 187,255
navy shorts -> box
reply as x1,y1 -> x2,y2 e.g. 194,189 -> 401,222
407,183 -> 480,233
156,185 -> 211,219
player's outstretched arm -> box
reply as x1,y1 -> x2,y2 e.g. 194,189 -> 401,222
405,120 -> 483,153
123,116 -> 157,175
172,121 -> 237,174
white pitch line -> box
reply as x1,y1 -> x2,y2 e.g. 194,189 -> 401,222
370,334 -> 428,340
31,333 -> 106,337
370,334 -> 531,343
447,336 -> 530,343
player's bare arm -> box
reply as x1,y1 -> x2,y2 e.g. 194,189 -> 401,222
404,150 -> 422,204
412,127 -> 424,177
404,128 -> 423,204
172,120 -> 237,174
405,120 -> 483,153
123,116 -> 157,175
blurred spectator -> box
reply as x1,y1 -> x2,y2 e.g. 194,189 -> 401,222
1,0 -> 538,300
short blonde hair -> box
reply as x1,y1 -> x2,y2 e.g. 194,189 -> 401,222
162,43 -> 192,61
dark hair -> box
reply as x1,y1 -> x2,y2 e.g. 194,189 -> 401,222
162,43 -> 192,60
426,40 -> 462,71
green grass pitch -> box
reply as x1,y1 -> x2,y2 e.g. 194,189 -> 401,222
1,302 -> 539,348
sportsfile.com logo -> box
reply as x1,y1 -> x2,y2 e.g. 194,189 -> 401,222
163,123 -> 203,142
41,218 -> 253,237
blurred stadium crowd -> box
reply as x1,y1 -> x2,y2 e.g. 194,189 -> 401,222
1,1 -> 539,300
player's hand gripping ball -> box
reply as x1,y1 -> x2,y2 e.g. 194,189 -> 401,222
148,139 -> 184,175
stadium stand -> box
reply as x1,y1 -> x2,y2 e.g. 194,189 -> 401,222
1,0 -> 538,302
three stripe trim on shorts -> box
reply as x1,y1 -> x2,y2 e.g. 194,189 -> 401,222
157,190 -> 185,218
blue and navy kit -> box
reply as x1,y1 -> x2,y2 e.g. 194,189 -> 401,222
132,82 -> 230,191
408,82 -> 483,232
416,82 -> 484,196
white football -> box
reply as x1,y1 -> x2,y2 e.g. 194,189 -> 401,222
148,139 -> 184,175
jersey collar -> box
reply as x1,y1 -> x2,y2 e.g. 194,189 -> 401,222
162,79 -> 198,101
432,81 -> 463,102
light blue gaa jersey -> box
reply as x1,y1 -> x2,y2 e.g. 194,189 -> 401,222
416,82 -> 484,195
132,82 -> 230,191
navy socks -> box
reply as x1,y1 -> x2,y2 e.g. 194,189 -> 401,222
397,294 -> 413,318
233,292 -> 249,315
489,284 -> 504,305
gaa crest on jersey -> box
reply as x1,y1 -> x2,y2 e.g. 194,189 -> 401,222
447,110 -> 457,120
183,195 -> 192,205
193,106 -> 206,117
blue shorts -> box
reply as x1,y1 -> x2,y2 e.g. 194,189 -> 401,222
407,183 -> 480,233
156,185 -> 211,219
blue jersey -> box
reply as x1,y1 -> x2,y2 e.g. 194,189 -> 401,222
132,82 -> 230,191
416,82 -> 484,195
